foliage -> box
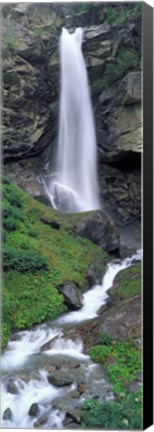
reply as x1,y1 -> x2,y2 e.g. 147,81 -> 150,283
78,3 -> 93,13
3,246 -> 48,272
2,178 -> 107,346
3,184 -> 23,208
97,332 -> 112,346
3,200 -> 24,231
104,3 -> 142,26
70,2 -> 93,14
92,48 -> 138,95
105,6 -> 116,25
82,391 -> 142,429
82,334 -> 142,429
1,322 -> 10,350
2,24 -> 19,59
90,339 -> 141,390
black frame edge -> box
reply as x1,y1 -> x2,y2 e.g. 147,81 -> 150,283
143,1 -> 153,430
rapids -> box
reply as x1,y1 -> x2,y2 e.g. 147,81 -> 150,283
1,249 -> 142,429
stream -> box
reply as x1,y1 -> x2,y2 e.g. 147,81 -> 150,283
1,249 -> 142,429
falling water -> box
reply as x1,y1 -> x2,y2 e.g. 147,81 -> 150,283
44,27 -> 100,212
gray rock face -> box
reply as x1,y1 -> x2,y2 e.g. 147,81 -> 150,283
98,164 -> 141,225
76,210 -> 120,253
58,283 -> 84,310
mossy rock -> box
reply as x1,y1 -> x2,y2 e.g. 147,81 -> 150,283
109,263 -> 141,302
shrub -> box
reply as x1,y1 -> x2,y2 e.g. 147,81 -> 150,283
97,333 -> 112,346
82,395 -> 142,429
3,185 -> 23,208
27,227 -> 38,238
105,6 -> 116,24
2,176 -> 11,185
3,246 -> 48,273
4,216 -> 18,231
3,202 -> 24,231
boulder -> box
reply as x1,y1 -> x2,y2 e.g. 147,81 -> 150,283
7,381 -> 18,395
64,409 -> 81,425
3,407 -> 12,421
28,403 -> 39,417
47,374 -> 73,387
58,282 -> 84,310
76,210 -> 120,253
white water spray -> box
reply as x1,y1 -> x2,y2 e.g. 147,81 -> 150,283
45,27 -> 100,212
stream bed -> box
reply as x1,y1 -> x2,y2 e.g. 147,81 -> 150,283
1,250 -> 142,429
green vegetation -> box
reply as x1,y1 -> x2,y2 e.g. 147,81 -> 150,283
69,2 -> 93,14
34,27 -> 44,38
110,263 -> 141,302
2,23 -> 19,59
105,3 -> 142,26
82,391 -> 142,429
90,338 -> 141,391
3,247 -> 48,272
82,335 -> 142,429
92,48 -> 139,95
2,177 -> 107,348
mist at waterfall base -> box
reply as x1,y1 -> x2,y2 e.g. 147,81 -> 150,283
43,27 -> 100,213
1,250 -> 142,429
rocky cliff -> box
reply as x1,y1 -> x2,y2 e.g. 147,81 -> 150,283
2,2 -> 142,225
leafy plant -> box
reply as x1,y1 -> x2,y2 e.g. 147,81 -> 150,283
82,393 -> 142,429
3,246 -> 48,272
3,216 -> 18,232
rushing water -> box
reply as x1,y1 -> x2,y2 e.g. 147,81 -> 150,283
1,250 -> 142,429
44,27 -> 100,213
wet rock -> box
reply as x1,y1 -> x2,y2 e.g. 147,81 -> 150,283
3,407 -> 12,420
34,417 -> 47,428
64,410 -> 81,425
40,334 -> 60,352
87,265 -> 99,287
47,374 -> 73,387
28,403 -> 39,417
7,381 -> 18,395
40,218 -> 60,229
58,282 -> 84,310
77,383 -> 85,395
76,210 -> 120,253
55,362 -> 61,370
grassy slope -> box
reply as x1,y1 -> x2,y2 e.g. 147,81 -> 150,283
2,177 -> 107,348
82,264 -> 142,430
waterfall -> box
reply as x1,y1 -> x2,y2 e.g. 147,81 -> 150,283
45,27 -> 100,213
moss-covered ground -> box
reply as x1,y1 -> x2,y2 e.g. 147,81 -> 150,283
2,177 -> 107,349
109,263 -> 141,302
